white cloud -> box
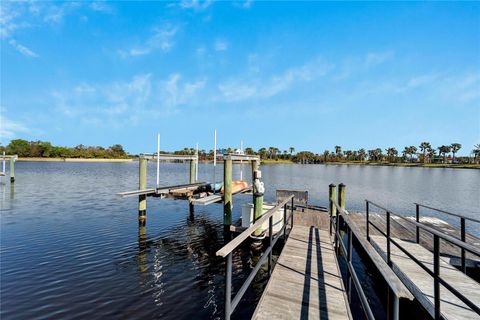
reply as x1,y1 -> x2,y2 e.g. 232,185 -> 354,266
365,51 -> 394,67
179,0 -> 214,10
119,25 -> 178,58
89,2 -> 114,14
218,57 -> 332,102
51,73 -> 207,126
0,114 -> 31,140
214,39 -> 228,51
8,39 -> 38,57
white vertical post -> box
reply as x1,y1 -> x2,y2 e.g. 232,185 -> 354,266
213,129 -> 217,192
2,152 -> 5,174
240,140 -> 243,181
196,142 -> 199,181
156,133 -> 160,188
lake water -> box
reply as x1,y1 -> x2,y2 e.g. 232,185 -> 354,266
1,162 -> 479,319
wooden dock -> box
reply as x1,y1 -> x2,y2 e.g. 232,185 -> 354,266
252,225 -> 351,319
370,235 -> 480,319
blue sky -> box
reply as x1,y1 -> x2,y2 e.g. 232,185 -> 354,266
1,1 -> 479,155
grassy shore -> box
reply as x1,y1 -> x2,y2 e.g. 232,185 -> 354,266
18,157 -> 133,162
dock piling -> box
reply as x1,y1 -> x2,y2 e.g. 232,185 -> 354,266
224,159 -> 232,225
329,184 -> 337,234
252,160 -> 264,236
139,157 -> 147,223
338,183 -> 346,210
9,157 -> 15,183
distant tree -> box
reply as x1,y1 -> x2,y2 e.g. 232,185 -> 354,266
386,147 -> 398,162
289,147 -> 295,155
427,147 -> 436,163
450,143 -> 461,163
258,148 -> 267,159
244,147 -> 255,155
357,149 -> 366,162
419,142 -> 431,163
6,139 -> 31,157
323,150 -> 330,162
438,145 -> 451,163
473,144 -> 480,164
334,146 -> 342,159
110,144 -> 127,157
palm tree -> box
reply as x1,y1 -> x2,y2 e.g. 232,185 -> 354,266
473,144 -> 480,164
258,148 -> 267,159
386,147 -> 398,162
323,150 -> 330,162
357,148 -> 366,162
344,150 -> 353,161
334,146 -> 342,160
419,142 -> 431,163
450,143 -> 462,163
427,147 -> 436,163
289,147 -> 295,155
438,145 -> 451,163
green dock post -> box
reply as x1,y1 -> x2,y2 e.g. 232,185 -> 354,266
329,184 -> 337,217
252,160 -> 264,236
9,157 -> 15,183
224,159 -> 232,225
139,157 -> 147,222
338,183 -> 346,211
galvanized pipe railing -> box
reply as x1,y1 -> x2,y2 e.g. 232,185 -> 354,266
366,199 -> 480,320
330,198 -> 376,320
216,194 -> 295,320
414,202 -> 480,273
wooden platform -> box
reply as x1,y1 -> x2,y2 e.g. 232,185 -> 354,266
252,225 -> 351,320
370,235 -> 480,319
349,212 -> 480,266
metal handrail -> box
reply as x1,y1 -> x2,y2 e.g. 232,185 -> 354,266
414,202 -> 480,224
366,199 -> 480,320
216,194 -> 295,320
330,200 -> 375,320
414,202 -> 480,272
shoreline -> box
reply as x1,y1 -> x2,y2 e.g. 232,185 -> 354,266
17,157 -> 133,163
14,157 -> 479,169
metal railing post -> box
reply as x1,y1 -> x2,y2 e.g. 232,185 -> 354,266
416,204 -> 420,244
335,212 -> 340,254
291,198 -> 294,230
461,217 -> 466,273
268,216 -> 273,277
225,253 -> 232,320
386,211 -> 391,266
347,225 -> 353,302
366,201 -> 370,241
393,294 -> 400,320
434,234 -> 440,320
283,204 -> 287,244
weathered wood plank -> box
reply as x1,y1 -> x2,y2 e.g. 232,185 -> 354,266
252,226 -> 351,320
370,235 -> 480,319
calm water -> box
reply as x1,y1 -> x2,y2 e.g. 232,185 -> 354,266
1,162 -> 479,319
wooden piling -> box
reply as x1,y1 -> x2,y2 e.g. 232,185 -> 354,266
189,159 -> 196,184
329,184 -> 337,217
9,157 -> 15,183
338,183 -> 346,210
252,160 -> 264,236
139,157 -> 147,220
224,159 -> 232,225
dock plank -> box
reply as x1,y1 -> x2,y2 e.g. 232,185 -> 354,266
370,235 -> 480,319
252,225 -> 351,320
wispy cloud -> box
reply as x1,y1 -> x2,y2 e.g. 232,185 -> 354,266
179,0 -> 214,10
0,113 -> 31,140
365,50 -> 394,67
8,39 -> 39,58
119,25 -> 179,58
218,57 -> 332,102
214,39 -> 228,51
89,1 -> 114,14
51,73 -> 207,126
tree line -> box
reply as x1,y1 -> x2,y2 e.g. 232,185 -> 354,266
2,139 -> 479,164
1,139 -> 127,159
